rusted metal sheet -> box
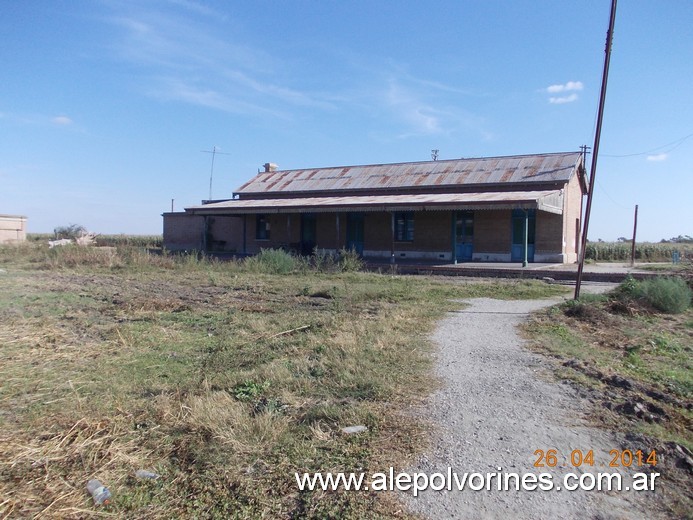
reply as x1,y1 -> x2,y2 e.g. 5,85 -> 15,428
235,152 -> 581,195
189,189 -> 563,215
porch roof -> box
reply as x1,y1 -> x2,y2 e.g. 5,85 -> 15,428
187,189 -> 564,215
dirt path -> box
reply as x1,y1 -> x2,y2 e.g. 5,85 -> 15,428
405,297 -> 667,520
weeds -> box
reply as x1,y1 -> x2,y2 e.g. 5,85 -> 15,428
338,248 -> 365,272
233,380 -> 270,401
638,277 -> 692,314
244,248 -> 298,274
524,276 -> 693,516
610,275 -> 692,314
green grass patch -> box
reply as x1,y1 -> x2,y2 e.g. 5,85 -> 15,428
524,278 -> 693,447
524,278 -> 693,517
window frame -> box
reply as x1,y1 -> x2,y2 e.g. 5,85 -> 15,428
393,211 -> 414,242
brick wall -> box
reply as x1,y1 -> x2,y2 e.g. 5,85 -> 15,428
206,216 -> 244,252
363,212 -> 391,251
361,211 -> 452,257
208,199 -> 581,263
245,213 -> 355,253
162,213 -> 204,251
398,211 -> 451,251
246,214 -> 284,254
535,212 -> 563,253
315,213 -> 342,249
474,210 -> 511,253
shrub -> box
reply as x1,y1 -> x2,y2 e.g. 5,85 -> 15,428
53,224 -> 86,240
311,247 -> 338,272
338,248 -> 364,272
638,277 -> 692,314
612,275 -> 640,298
244,248 -> 297,274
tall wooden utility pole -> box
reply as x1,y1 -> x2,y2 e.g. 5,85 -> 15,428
630,204 -> 638,266
575,0 -> 618,299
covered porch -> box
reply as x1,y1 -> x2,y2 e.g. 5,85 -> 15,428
180,189 -> 569,263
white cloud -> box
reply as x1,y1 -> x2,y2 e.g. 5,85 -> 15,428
546,81 -> 584,93
51,115 -> 73,125
222,70 -> 336,110
385,80 -> 442,136
149,77 -> 285,118
646,153 -> 668,161
549,94 -> 579,104
106,7 -> 330,118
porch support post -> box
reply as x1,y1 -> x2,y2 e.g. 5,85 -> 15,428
202,216 -> 209,252
287,214 -> 291,250
336,213 -> 340,251
242,215 -> 247,254
451,211 -> 457,265
522,209 -> 529,267
390,212 -> 395,264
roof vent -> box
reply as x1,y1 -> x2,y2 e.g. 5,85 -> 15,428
263,162 -> 278,172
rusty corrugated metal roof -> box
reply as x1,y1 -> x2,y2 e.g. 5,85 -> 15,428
235,152 -> 582,195
188,189 -> 564,215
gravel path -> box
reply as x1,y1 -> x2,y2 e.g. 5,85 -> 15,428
405,297 -> 665,520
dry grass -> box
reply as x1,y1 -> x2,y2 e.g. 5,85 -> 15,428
0,244 -> 567,518
1,415 -> 161,519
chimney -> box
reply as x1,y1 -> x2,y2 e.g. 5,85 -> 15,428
263,162 -> 278,172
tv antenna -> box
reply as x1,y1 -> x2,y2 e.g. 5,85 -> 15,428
201,146 -> 231,200
431,149 -> 439,161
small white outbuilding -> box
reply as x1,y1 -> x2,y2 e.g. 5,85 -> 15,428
0,214 -> 27,244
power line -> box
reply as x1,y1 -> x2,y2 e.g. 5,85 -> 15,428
602,132 -> 693,158
596,179 -> 630,210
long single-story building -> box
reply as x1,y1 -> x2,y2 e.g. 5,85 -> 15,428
0,214 -> 27,244
163,151 -> 587,263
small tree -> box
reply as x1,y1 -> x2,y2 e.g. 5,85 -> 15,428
54,224 -> 87,240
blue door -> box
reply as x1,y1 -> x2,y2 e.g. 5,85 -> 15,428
511,209 -> 535,262
454,211 -> 474,261
346,213 -> 364,255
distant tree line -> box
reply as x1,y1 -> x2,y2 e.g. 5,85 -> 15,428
660,235 -> 693,244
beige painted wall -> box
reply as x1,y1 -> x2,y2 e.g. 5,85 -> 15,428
0,215 -> 27,244
562,172 -> 585,263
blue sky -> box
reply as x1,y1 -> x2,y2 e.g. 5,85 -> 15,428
1,0 -> 691,241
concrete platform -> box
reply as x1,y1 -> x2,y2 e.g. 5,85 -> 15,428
363,259 -> 664,283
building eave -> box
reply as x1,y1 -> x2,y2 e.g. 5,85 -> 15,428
186,190 -> 564,216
